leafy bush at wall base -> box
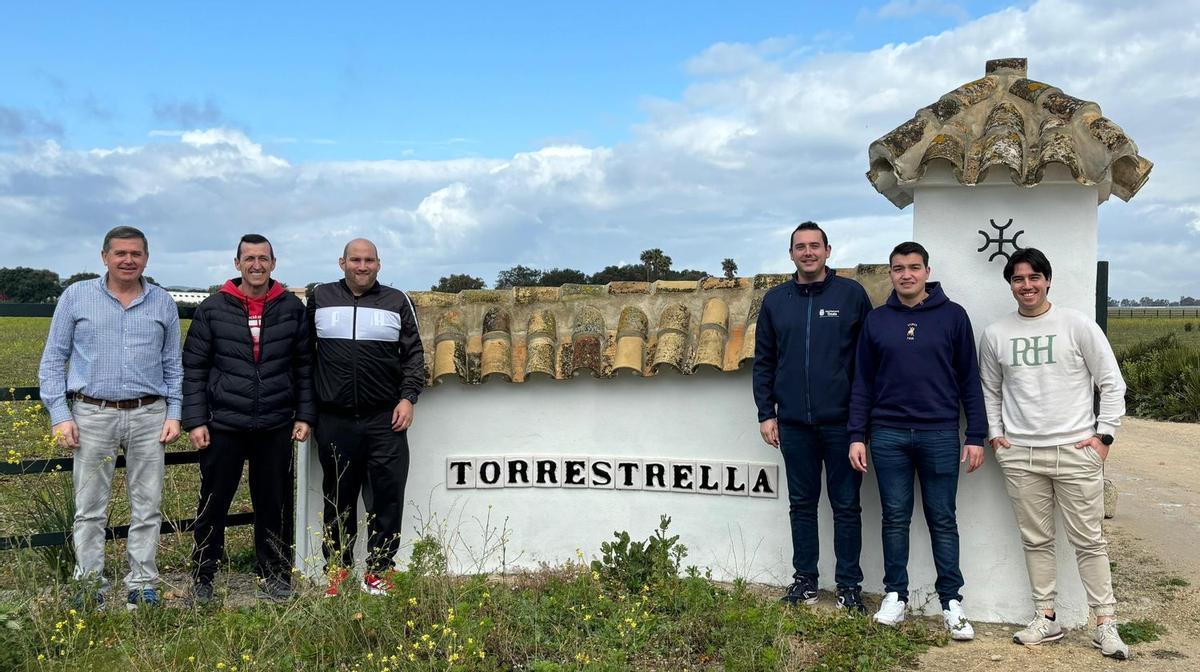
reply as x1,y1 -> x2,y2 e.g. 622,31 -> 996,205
2,518 -> 946,671
1118,334 -> 1200,422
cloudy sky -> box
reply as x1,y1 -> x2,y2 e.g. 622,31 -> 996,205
1,0 -> 1196,299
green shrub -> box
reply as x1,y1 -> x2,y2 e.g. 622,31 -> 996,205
1118,334 -> 1200,422
591,515 -> 687,592
1119,618 -> 1166,644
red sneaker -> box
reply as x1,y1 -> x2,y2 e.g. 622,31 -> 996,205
324,568 -> 350,598
361,572 -> 394,596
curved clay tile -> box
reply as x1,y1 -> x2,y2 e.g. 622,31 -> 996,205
740,294 -> 763,368
524,309 -> 559,379
432,310 -> 467,384
694,298 -> 729,370
480,307 -> 513,383
866,58 -> 1152,208
570,305 -> 607,377
651,303 -> 691,374
613,306 -> 648,376
968,101 -> 1026,184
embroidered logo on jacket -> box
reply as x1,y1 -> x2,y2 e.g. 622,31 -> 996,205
906,323 -> 917,340
818,309 -> 840,318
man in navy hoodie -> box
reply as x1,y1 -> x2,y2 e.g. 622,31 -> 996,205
753,221 -> 872,612
848,241 -> 985,640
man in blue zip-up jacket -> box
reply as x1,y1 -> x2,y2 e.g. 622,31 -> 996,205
753,221 -> 872,611
848,241 -> 985,639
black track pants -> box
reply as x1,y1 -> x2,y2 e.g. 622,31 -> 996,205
192,426 -> 295,584
316,408 -> 410,573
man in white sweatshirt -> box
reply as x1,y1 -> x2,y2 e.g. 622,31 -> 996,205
978,247 -> 1129,660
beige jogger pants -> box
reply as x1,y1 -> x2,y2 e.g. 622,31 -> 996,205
995,443 -> 1116,618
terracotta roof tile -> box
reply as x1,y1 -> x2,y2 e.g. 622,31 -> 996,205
410,269 -> 891,387
867,58 -> 1152,208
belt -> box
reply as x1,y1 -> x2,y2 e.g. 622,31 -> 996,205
72,393 -> 161,410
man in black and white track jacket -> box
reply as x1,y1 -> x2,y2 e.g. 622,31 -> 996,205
307,237 -> 425,596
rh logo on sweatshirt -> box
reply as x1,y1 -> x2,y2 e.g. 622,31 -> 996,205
1010,335 -> 1056,366
906,323 -> 917,340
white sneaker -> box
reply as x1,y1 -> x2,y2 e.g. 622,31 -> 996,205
1013,613 -> 1063,645
1092,620 -> 1129,660
942,599 -> 975,640
873,592 -> 907,626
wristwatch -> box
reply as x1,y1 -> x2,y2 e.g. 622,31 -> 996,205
1096,433 -> 1114,446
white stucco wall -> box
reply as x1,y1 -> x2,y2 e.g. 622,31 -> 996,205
295,366 -> 1066,624
909,161 -> 1104,625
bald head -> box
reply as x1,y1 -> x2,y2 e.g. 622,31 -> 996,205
339,238 -> 382,295
342,238 -> 379,259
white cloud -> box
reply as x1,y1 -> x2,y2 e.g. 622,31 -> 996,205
0,0 -> 1196,299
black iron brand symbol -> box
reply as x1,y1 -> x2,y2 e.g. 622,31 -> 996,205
977,218 -> 1025,261
906,323 -> 917,341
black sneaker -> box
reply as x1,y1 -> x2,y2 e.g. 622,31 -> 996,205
836,586 -> 867,614
780,576 -> 819,606
192,582 -> 215,607
256,578 -> 295,603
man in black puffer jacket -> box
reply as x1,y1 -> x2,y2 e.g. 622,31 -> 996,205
182,234 -> 316,604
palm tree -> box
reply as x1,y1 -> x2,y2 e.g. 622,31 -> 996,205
721,258 -> 738,279
639,248 -> 672,282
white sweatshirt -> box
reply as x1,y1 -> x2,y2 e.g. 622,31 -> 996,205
979,304 -> 1126,447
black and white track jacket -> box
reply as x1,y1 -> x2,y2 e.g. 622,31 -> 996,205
307,279 -> 425,415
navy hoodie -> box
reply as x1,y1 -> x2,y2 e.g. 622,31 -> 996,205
753,272 -> 872,425
847,282 -> 986,445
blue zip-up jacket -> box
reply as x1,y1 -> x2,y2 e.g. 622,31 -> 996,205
753,272 -> 872,425
847,282 -> 986,445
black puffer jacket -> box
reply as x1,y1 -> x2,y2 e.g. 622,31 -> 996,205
182,281 -> 317,432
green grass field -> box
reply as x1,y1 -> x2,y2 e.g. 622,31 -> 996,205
1107,316 -> 1200,354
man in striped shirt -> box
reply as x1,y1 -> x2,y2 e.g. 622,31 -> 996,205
38,226 -> 183,609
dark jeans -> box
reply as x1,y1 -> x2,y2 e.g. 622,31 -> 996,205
192,426 -> 295,585
317,408 -> 410,574
779,422 -> 863,589
869,426 -> 964,609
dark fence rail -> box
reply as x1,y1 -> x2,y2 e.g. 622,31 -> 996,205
1107,308 -> 1200,318
0,302 -> 196,319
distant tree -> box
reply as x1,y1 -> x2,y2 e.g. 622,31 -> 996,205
1106,296 -> 1118,307
63,272 -> 101,287
1181,296 -> 1198,306
0,267 -> 63,303
639,248 -> 672,282
722,258 -> 738,279
207,284 -> 224,293
431,274 -> 486,293
538,268 -> 588,286
495,265 -> 543,289
1120,298 -> 1137,307
588,264 -> 645,284
666,268 -> 708,281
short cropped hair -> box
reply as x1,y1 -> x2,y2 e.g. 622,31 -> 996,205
790,221 -> 829,248
102,226 -> 148,254
889,241 -> 929,266
1003,247 -> 1052,283
236,233 -> 275,260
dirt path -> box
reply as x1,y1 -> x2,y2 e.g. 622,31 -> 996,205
916,417 -> 1200,671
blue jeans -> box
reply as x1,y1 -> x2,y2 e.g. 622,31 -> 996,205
779,422 -> 863,589
870,427 -> 963,608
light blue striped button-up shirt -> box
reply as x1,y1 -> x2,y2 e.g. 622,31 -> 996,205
38,276 -> 183,425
